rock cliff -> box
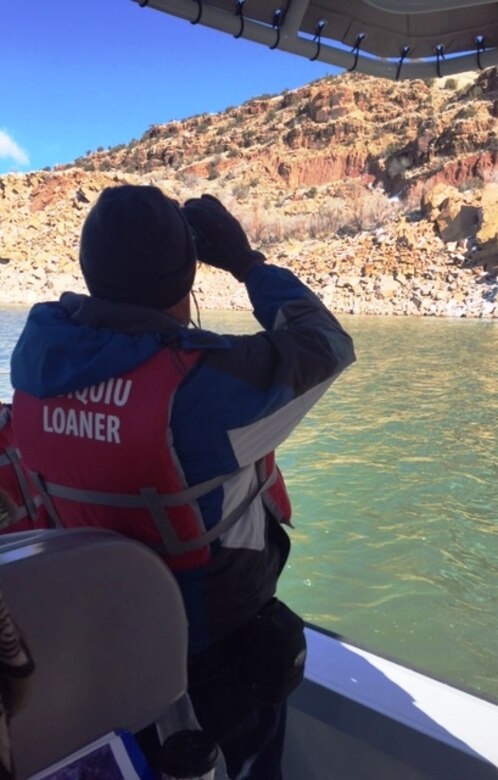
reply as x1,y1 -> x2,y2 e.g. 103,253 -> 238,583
1,70 -> 497,317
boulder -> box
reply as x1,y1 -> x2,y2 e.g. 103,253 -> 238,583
422,183 -> 480,242
475,183 -> 498,266
436,200 -> 480,242
421,183 -> 460,221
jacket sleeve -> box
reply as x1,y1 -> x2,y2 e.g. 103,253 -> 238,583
171,264 -> 355,481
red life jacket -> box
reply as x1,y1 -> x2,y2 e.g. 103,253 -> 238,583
12,348 -> 289,571
0,404 -> 49,532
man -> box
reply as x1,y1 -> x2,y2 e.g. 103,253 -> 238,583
10,185 -> 355,778
0,402 -> 47,532
0,481 -> 36,780
0,581 -> 35,780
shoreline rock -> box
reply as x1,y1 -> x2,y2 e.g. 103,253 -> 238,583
2,251 -> 495,319
1,174 -> 497,319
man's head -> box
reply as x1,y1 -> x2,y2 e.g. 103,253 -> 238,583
79,185 -> 196,309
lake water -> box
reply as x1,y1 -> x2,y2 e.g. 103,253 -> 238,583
1,307 -> 497,700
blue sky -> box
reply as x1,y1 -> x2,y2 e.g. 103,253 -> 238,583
2,0 -> 339,174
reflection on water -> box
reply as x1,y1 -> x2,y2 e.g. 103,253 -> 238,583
203,312 -> 498,699
0,307 -> 27,399
1,308 -> 498,698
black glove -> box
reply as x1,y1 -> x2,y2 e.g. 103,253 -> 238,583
182,194 -> 265,281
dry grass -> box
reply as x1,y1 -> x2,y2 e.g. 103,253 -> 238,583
234,189 -> 402,245
171,180 -> 404,247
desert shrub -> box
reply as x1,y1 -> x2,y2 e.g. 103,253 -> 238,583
232,183 -> 250,200
238,204 -> 303,245
308,201 -> 348,236
196,116 -> 212,135
252,214 -> 304,245
384,141 -> 405,157
349,189 -> 401,231
386,155 -> 412,177
457,176 -> 482,192
240,203 -> 343,246
215,188 -> 401,248
280,91 -> 299,108
284,128 -> 301,147
206,142 -> 225,156
176,172 -> 201,189
207,162 -> 219,180
242,130 -> 255,148
246,93 -> 274,104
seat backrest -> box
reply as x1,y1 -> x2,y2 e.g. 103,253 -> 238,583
0,528 -> 189,779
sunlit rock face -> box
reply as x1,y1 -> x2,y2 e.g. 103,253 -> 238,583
1,69 -> 497,316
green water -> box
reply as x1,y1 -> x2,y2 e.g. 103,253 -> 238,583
1,309 -> 497,698
202,312 -> 498,700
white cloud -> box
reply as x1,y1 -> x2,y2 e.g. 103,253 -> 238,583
0,130 -> 29,167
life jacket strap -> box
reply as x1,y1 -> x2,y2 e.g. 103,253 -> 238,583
141,464 -> 278,555
140,488 -> 191,557
0,407 -> 9,431
38,469 -> 239,510
13,495 -> 44,524
28,463 -> 278,556
28,471 -> 63,528
4,448 -> 38,523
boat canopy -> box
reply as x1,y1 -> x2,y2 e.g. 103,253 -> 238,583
133,0 -> 498,79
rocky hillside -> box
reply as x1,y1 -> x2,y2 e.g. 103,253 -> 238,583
1,69 -> 498,317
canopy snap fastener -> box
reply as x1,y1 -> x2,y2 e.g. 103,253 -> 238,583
270,9 -> 282,50
191,0 -> 203,25
234,0 -> 245,39
475,35 -> 486,70
434,44 -> 445,77
310,20 -> 326,62
348,33 -> 365,72
396,45 -> 410,80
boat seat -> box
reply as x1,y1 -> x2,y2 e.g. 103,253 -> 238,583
0,528 -> 193,779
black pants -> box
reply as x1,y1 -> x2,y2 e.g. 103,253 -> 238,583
136,631 -> 287,780
188,628 -> 287,780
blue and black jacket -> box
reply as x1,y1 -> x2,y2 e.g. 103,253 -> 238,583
11,264 -> 355,652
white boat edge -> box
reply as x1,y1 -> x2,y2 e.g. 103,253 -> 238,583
284,625 -> 498,779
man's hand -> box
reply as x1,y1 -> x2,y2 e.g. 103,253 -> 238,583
182,195 -> 265,281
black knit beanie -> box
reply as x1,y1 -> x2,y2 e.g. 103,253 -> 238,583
79,185 -> 196,309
